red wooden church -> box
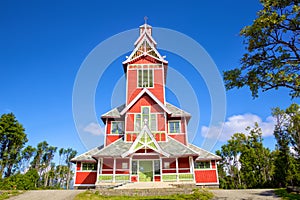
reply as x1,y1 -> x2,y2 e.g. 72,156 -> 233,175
71,22 -> 221,188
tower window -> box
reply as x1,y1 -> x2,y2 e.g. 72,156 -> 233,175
168,121 -> 181,133
111,121 -> 124,134
138,69 -> 153,88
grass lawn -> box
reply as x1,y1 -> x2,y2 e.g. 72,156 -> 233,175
0,190 -> 24,200
274,188 -> 300,200
74,189 -> 213,200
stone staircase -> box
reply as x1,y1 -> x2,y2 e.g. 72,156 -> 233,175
95,182 -> 198,196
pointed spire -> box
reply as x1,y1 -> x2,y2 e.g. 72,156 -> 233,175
144,16 -> 148,24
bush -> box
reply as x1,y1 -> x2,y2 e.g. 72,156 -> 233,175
0,169 -> 39,190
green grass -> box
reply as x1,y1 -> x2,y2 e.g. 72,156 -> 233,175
0,190 -> 24,200
74,189 -> 213,200
274,188 -> 300,200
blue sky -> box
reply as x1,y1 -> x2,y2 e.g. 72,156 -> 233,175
1,0 -> 299,156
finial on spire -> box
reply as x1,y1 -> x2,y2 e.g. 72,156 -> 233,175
144,16 -> 148,24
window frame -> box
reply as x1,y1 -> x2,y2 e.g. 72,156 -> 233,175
194,161 -> 211,169
134,106 -> 157,132
82,163 -> 97,171
168,120 -> 181,133
111,121 -> 125,135
137,66 -> 154,88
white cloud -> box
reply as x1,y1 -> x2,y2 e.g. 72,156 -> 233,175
83,122 -> 105,136
201,113 -> 275,142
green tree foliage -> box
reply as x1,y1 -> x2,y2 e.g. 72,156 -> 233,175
272,104 -> 300,186
0,112 -> 77,189
223,0 -> 300,98
217,124 -> 274,189
0,113 -> 28,178
0,168 -> 39,190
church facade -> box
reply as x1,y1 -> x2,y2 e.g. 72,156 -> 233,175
71,22 -> 221,188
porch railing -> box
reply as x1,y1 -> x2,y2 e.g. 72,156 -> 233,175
162,173 -> 194,182
98,174 -> 130,183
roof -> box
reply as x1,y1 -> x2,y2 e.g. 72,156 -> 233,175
71,145 -> 103,163
101,104 -> 125,122
159,137 -> 198,157
93,138 -> 131,158
188,143 -> 222,161
123,23 -> 167,65
166,102 -> 191,121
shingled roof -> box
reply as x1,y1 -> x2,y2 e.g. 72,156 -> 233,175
93,138 -> 131,158
101,104 -> 125,122
71,145 -> 103,163
166,102 -> 191,121
188,143 -> 221,161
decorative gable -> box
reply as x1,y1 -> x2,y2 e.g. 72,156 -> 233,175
122,123 -> 169,158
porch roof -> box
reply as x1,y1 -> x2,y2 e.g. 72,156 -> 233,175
70,145 -> 103,163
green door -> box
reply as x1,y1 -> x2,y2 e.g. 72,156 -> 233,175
139,161 -> 153,182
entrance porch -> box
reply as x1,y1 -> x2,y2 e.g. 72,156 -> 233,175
96,156 -> 195,185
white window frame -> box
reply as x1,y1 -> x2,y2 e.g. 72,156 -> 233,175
111,121 -> 124,135
194,161 -> 211,169
122,162 -> 129,169
81,162 -> 97,171
134,106 -> 157,131
137,65 -> 154,88
164,162 -> 170,169
168,120 -> 181,133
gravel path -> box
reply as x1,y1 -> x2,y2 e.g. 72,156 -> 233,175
7,188 -> 280,200
211,189 -> 280,200
8,190 -> 84,200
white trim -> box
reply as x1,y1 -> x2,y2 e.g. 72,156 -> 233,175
74,184 -> 95,187
74,162 -> 78,185
168,120 -> 181,134
194,160 -> 212,170
110,121 -> 125,135
215,160 -> 220,185
123,33 -> 167,65
136,67 -> 154,89
113,158 -> 116,183
120,88 -> 171,116
122,124 -> 169,158
184,118 -> 188,144
175,158 -> 179,182
104,118 -> 108,147
96,159 -> 100,183
80,162 -> 97,172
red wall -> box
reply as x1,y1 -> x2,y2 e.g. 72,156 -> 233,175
194,170 -> 218,183
75,172 -> 97,184
169,134 -> 186,145
106,135 -> 122,145
126,58 -> 165,105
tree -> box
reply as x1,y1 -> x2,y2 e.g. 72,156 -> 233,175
19,145 -> 36,173
224,0 -> 300,98
0,113 -> 28,178
272,104 -> 300,186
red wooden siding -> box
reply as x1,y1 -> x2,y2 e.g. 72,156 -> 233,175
75,172 -> 97,184
194,170 -> 218,183
169,134 -> 186,145
157,113 -> 165,131
106,135 -> 122,145
126,114 -> 134,131
76,162 -> 81,171
211,160 -> 216,169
